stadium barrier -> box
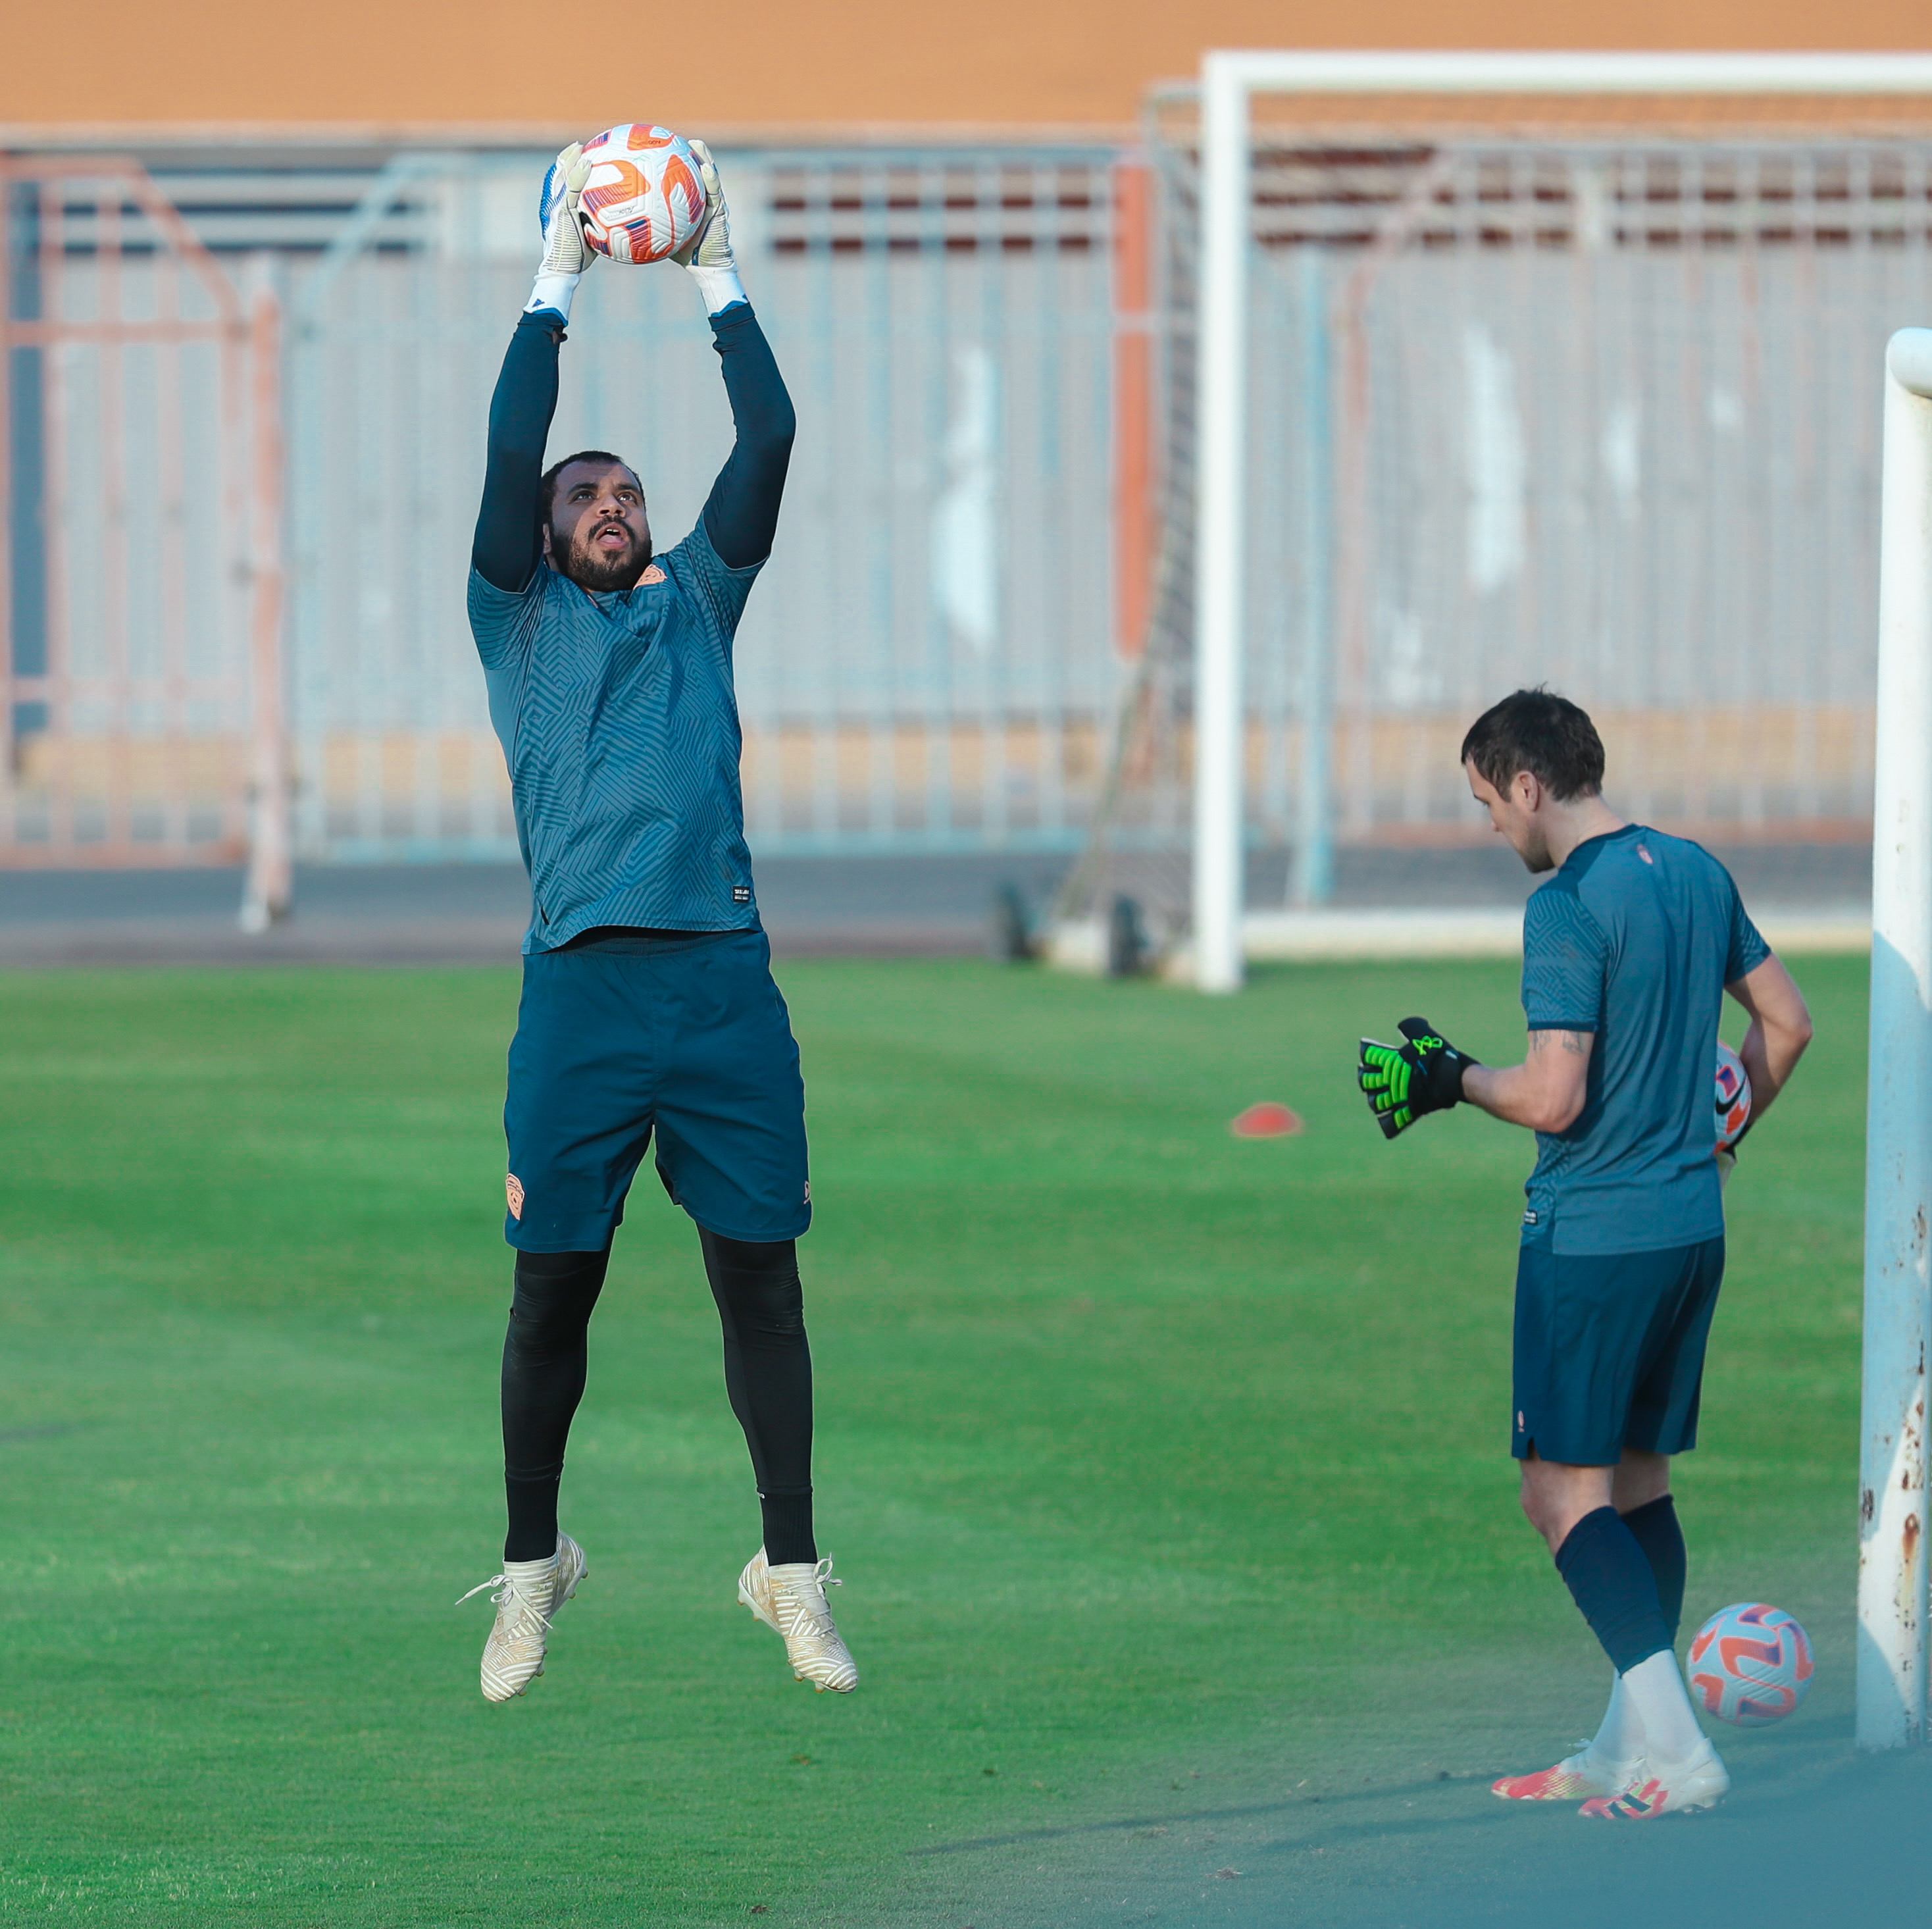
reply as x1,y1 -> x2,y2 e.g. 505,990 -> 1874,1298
1,130 -> 1925,921
0,157 -> 290,924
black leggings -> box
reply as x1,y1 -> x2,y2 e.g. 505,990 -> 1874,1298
500,1232 -> 815,1565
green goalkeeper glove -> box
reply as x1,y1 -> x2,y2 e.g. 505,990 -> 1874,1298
671,138 -> 748,314
1358,1016 -> 1479,1140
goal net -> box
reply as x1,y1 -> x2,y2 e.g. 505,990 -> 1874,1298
1057,84 -> 1932,970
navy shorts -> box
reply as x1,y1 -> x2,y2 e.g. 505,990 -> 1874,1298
503,928 -> 811,1252
1512,1227 -> 1725,1466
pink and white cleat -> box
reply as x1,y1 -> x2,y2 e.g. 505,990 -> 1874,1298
1491,1750 -> 1639,1803
1577,1743 -> 1729,1820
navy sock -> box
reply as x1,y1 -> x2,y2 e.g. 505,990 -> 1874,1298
1554,1505 -> 1673,1674
1621,1493 -> 1687,1643
757,1491 -> 817,1569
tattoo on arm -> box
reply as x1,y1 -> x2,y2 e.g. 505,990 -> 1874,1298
1528,1029 -> 1591,1057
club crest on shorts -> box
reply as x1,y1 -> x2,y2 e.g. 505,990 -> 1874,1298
505,1173 -> 525,1220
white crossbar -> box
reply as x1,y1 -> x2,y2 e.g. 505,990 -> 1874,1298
1204,50 -> 1932,95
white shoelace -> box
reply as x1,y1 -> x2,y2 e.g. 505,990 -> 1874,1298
780,1558 -> 842,1634
456,1572 -> 555,1632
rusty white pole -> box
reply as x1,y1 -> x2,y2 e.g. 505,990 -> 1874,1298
1859,325 -> 1932,1749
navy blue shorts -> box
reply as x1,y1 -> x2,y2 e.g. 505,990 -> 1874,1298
1512,1228 -> 1725,1466
502,929 -> 810,1252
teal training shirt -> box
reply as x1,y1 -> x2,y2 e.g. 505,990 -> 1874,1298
468,519 -> 763,951
1519,824 -> 1769,1256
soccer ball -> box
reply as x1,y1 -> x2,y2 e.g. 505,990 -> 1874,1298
572,125 -> 706,265
1714,1041 -> 1752,1150
1686,1602 -> 1813,1725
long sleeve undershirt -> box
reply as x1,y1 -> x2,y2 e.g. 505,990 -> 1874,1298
470,301 -> 796,594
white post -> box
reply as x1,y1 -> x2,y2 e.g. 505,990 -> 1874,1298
1191,53 -> 1249,992
1290,246 -> 1335,907
1860,325 -> 1932,1749
240,255 -> 292,934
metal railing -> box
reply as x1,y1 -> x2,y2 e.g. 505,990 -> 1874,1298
285,148 -> 1125,862
1069,127 -> 1932,951
0,158 -> 289,921
7,133 -> 1926,908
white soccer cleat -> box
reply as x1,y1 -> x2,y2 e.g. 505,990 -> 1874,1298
738,1548 -> 858,1693
1491,1748 -> 1641,1803
1577,1740 -> 1731,1820
458,1531 -> 588,1703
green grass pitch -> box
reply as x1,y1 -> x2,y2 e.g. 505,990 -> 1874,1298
0,955 -> 1871,1925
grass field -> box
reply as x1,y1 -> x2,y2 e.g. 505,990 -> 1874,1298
0,953 -> 1892,1926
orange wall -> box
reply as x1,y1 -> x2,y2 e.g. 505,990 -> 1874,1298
5,2 -> 1932,134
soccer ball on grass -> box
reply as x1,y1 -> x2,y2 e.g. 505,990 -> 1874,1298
1687,1602 -> 1812,1725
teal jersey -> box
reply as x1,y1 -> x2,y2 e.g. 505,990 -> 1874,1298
1519,825 -> 1769,1256
468,520 -> 763,951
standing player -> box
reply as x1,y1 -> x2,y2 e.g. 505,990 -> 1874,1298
456,140 -> 856,1703
1357,690 -> 1812,1819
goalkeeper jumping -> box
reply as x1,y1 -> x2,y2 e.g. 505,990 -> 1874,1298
1358,690 -> 1811,1820
457,141 -> 854,1703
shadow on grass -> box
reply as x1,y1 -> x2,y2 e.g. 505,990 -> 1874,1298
917,1715 -> 1930,1929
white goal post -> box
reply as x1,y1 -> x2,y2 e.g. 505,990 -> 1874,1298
1193,49 -> 1932,996
1193,49 -> 1932,1750
1866,326 -> 1932,1749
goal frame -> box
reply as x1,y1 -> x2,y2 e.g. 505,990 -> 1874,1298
1191,49 -> 1932,1752
1191,49 -> 1932,996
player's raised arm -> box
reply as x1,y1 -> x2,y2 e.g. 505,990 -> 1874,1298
470,145 -> 594,593
673,141 -> 796,570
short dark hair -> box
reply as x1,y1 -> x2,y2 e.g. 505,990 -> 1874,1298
1460,688 -> 1605,802
539,450 -> 636,517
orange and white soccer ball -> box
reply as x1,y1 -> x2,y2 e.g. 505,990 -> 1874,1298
575,125 -> 707,264
1715,1040 -> 1752,1151
1687,1602 -> 1812,1725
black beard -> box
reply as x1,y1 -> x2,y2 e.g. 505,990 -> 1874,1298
557,525 -> 652,593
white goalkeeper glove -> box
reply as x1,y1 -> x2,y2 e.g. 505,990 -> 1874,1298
671,138 -> 748,315
528,141 -> 594,320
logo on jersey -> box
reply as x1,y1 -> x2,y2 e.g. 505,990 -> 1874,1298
506,1173 -> 525,1220
638,563 -> 667,585
732,885 -> 751,903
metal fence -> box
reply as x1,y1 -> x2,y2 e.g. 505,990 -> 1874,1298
1078,132 -> 1932,928
3,147 -> 1124,875
5,136 -> 1927,896
0,158 -> 288,915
